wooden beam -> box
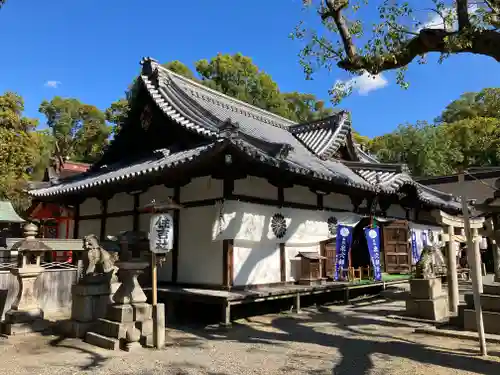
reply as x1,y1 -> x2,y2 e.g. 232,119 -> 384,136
171,186 -> 181,283
316,193 -> 324,210
279,243 -> 286,282
222,239 -> 234,288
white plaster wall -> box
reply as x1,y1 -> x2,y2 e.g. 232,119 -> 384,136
386,204 -> 407,219
78,219 -> 101,238
178,205 -> 222,285
108,193 -> 133,213
106,216 -> 133,237
234,176 -> 277,200
425,178 -> 496,203
323,193 -> 353,211
284,185 -> 317,206
140,185 -> 174,207
233,241 -> 281,286
285,244 -> 321,282
181,176 -> 223,202
80,198 -> 101,216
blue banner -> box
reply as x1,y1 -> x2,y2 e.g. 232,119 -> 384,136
410,230 -> 419,264
421,230 -> 428,247
364,227 -> 382,281
334,225 -> 354,281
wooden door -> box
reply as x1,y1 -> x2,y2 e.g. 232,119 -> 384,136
383,221 -> 411,274
321,240 -> 336,279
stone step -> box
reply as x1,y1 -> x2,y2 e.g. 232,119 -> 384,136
93,318 -> 131,339
483,283 -> 500,296
463,309 -> 500,335
85,331 -> 120,350
480,294 -> 500,312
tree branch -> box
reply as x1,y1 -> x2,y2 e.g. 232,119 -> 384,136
456,0 -> 471,29
337,28 -> 500,74
321,0 -> 357,60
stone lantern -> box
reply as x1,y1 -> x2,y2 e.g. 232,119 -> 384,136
2,222 -> 52,335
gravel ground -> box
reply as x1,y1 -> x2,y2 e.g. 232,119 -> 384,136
1,289 -> 499,375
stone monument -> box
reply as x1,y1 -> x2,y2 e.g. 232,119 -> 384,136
2,223 -> 52,335
84,231 -> 154,351
406,244 -> 449,322
62,234 -> 121,338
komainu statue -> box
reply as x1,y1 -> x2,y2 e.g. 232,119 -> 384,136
415,245 -> 435,279
82,234 -> 119,283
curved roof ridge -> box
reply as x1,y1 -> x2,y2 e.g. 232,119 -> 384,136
155,63 -> 297,128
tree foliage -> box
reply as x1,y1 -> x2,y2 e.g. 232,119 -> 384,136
295,1 -> 500,103
39,97 -> 111,163
368,87 -> 500,175
0,92 -> 41,209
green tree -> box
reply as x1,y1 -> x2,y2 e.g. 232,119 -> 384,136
39,97 -> 111,163
105,98 -> 129,136
163,60 -> 195,79
295,1 -> 500,103
437,87 -> 500,123
0,92 -> 41,209
283,92 -> 334,122
368,121 -> 459,176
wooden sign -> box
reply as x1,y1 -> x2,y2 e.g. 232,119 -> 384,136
149,213 -> 173,254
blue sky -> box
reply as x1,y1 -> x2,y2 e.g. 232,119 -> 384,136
0,0 -> 498,138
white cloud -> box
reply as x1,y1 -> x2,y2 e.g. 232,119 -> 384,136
417,4 -> 479,31
337,72 -> 389,96
44,80 -> 62,88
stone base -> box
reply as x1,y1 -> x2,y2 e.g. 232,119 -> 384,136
410,278 -> 442,300
483,283 -> 500,296
152,303 -> 165,349
85,302 -> 155,351
85,332 -> 120,350
406,294 -> 449,321
56,320 -> 96,338
71,282 -> 120,323
464,309 -> 500,334
1,319 -> 51,336
4,308 -> 43,324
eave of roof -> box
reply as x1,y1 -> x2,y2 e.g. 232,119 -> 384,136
28,143 -> 219,198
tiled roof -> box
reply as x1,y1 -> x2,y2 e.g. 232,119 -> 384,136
29,144 -> 217,197
28,57 -> 463,212
140,58 -> 375,191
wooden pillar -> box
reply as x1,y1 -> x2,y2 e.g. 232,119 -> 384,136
279,243 -> 286,282
171,186 -> 180,283
99,198 -> 108,241
132,194 -> 140,232
72,203 -> 80,239
473,227 -> 483,293
447,225 -> 459,314
222,239 -> 234,289
492,215 -> 500,283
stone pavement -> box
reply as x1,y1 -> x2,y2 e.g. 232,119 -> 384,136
0,286 -> 499,375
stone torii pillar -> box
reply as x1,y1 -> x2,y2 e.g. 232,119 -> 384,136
432,210 -> 485,314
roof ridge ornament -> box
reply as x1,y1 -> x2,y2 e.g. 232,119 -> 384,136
153,148 -> 171,159
276,144 -> 293,160
219,118 -> 240,139
140,57 -> 159,75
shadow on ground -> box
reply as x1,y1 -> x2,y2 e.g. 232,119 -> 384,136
175,303 -> 500,375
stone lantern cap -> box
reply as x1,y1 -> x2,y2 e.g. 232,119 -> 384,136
11,223 -> 52,269
10,223 -> 52,253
